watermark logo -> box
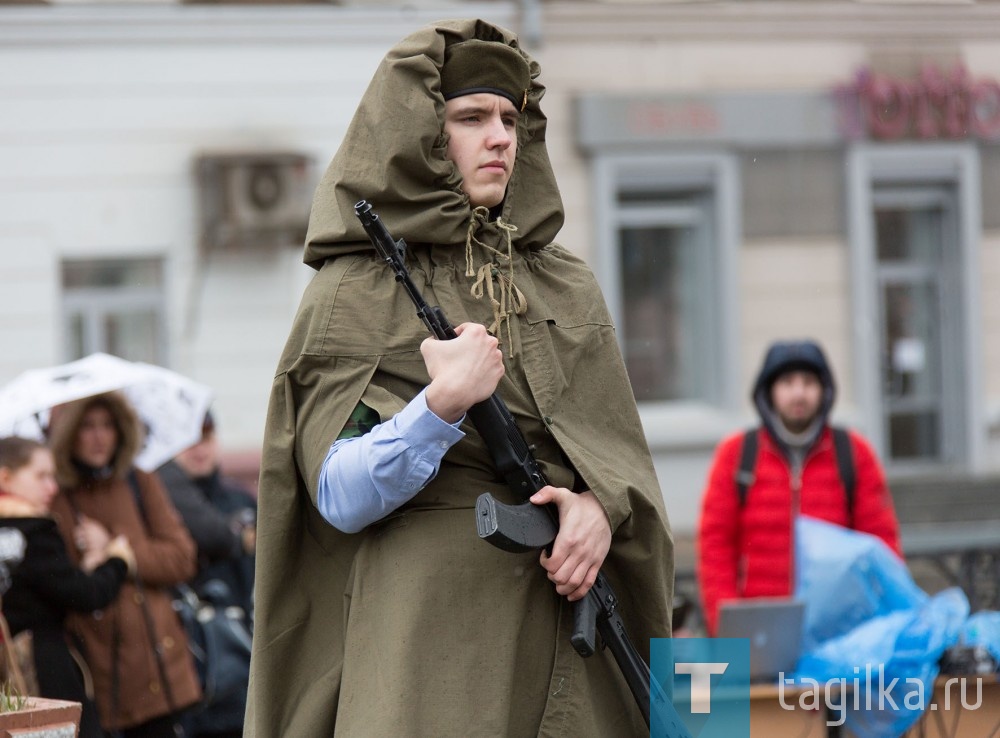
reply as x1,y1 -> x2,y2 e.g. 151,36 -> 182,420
651,638 -> 750,738
651,639 -> 986,736
779,665 -> 985,727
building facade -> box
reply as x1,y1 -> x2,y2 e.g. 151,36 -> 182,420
3,1 -> 1000,532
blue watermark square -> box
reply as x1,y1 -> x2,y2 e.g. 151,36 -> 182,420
651,638 -> 750,738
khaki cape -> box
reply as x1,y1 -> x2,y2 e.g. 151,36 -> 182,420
246,19 -> 675,738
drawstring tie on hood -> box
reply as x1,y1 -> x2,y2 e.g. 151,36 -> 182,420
464,207 -> 527,356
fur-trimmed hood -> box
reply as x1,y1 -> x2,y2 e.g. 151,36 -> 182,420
47,391 -> 144,488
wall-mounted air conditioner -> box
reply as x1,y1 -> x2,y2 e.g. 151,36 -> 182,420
196,151 -> 313,251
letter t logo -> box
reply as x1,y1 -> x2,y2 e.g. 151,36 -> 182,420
675,662 -> 729,713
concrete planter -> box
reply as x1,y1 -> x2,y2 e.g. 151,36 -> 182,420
0,697 -> 81,737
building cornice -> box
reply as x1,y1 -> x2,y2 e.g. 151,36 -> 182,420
538,1 -> 1000,43
4,2 -> 996,47
0,3 -> 515,46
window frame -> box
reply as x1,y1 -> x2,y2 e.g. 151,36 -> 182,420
592,151 -> 741,445
60,257 -> 169,366
847,143 -> 984,473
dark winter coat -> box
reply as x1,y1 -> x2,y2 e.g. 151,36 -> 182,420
158,460 -> 255,735
0,499 -> 127,738
158,461 -> 255,616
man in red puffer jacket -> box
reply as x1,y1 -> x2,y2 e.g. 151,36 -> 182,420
697,339 -> 902,636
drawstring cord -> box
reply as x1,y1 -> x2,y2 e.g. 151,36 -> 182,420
464,208 -> 526,356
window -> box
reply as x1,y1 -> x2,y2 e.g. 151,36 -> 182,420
848,144 -> 983,471
875,187 -> 957,462
61,258 -> 167,365
618,191 -> 714,402
594,154 -> 739,408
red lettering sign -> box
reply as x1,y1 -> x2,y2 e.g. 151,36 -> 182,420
627,101 -> 720,137
836,64 -> 1000,141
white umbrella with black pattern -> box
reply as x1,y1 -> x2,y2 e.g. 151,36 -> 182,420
0,353 -> 214,472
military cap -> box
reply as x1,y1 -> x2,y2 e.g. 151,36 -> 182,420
440,39 -> 530,112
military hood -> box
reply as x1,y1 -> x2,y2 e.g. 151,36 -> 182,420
302,18 -> 564,268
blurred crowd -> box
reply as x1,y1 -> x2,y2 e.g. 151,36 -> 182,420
0,336 -> 927,736
0,389 -> 255,738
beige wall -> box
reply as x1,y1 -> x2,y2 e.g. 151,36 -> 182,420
740,238 -> 853,415
535,17 -> 872,408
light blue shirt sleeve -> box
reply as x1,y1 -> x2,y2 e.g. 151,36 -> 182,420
317,388 -> 466,533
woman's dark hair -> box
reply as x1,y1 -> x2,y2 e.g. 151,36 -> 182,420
0,436 -> 46,473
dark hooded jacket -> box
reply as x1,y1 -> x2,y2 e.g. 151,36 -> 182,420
0,496 -> 127,738
246,18 -> 675,738
752,340 -> 837,455
698,340 -> 902,635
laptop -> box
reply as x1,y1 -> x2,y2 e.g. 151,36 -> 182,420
716,598 -> 805,682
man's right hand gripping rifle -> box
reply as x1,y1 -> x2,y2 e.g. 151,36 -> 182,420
423,320 -> 614,605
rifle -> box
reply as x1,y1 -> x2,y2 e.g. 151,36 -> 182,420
355,201 -> 690,736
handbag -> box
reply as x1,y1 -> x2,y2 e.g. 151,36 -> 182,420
172,580 -> 252,731
121,469 -> 251,731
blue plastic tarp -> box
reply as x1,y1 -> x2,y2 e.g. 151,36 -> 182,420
789,516 -> 969,738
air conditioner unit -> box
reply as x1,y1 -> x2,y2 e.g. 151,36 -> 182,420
227,158 -> 310,231
196,152 -> 313,250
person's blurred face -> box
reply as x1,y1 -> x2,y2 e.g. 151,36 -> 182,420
443,93 -> 519,209
174,433 -> 219,479
0,448 -> 58,511
73,405 -> 119,469
771,370 -> 823,433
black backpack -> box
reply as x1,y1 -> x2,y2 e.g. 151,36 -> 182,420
734,427 -> 856,521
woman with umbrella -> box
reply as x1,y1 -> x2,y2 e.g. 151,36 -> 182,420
47,391 -> 202,737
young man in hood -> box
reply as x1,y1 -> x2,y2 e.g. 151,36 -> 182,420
697,339 -> 902,636
246,20 -> 675,737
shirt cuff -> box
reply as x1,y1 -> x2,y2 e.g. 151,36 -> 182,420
394,388 -> 466,450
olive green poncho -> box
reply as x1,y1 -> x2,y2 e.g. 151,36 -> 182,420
246,18 -> 675,737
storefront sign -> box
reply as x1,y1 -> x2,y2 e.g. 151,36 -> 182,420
625,100 -> 721,137
576,92 -> 841,149
836,65 -> 1000,141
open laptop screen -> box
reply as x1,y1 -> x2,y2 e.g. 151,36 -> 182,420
717,598 -> 805,682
